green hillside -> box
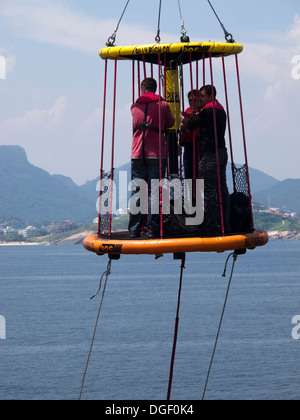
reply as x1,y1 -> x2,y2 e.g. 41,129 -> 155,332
253,212 -> 300,232
253,179 -> 300,215
0,146 -> 96,224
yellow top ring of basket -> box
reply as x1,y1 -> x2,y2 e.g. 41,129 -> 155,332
99,41 -> 243,64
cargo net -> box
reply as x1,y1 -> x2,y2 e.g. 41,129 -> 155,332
232,163 -> 250,196
98,172 -> 111,237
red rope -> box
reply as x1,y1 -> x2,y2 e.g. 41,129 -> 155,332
132,60 -> 135,104
137,61 -> 141,97
108,58 -> 118,237
188,54 -> 197,203
188,53 -> 194,94
163,53 -> 167,99
142,55 -> 147,79
209,53 -> 225,235
235,54 -> 254,227
202,53 -> 206,85
221,55 -> 236,193
167,254 -> 186,400
158,54 -> 163,238
98,59 -> 108,235
179,64 -> 185,181
196,60 -> 199,93
163,54 -> 170,181
180,64 -> 185,113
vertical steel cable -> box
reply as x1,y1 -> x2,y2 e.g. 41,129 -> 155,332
177,0 -> 188,40
202,253 -> 237,400
206,0 -> 235,43
155,0 -> 162,43
167,254 -> 186,400
78,259 -> 112,400
106,0 -> 131,46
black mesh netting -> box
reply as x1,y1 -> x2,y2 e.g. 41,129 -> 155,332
98,173 -> 111,237
232,163 -> 250,196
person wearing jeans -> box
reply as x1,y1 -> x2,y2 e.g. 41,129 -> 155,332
129,78 -> 175,238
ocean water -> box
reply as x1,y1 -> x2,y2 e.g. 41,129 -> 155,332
0,241 -> 300,400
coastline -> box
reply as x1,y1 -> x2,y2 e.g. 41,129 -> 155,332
0,230 -> 95,246
0,241 -> 49,246
0,230 -> 299,246
267,230 -> 300,240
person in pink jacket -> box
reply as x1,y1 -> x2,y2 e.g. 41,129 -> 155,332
129,77 -> 175,238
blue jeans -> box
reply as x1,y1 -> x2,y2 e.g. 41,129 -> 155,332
128,158 -> 166,235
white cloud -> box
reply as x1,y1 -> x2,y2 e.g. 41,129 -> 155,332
287,14 -> 300,47
0,96 -> 70,169
0,95 -> 93,183
1,96 -> 68,132
81,108 -> 102,131
6,55 -> 17,74
48,96 -> 68,123
263,81 -> 281,102
79,102 -> 132,172
217,14 -> 300,180
241,43 -> 283,83
0,0 -> 155,54
0,50 -> 16,78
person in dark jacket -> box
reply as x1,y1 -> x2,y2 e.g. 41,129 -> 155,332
181,85 -> 230,234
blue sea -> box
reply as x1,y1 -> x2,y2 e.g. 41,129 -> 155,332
0,240 -> 300,400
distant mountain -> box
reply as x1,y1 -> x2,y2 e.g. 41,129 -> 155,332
80,162 -> 281,209
0,145 -> 297,225
79,161 -> 132,210
0,146 -> 96,224
253,179 -> 300,214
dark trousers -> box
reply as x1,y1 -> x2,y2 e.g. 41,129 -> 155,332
198,148 -> 231,233
128,158 -> 166,235
183,143 -> 199,206
183,143 -> 198,179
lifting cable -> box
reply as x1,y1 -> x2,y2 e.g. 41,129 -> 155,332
206,0 -> 235,43
78,259 -> 112,400
106,0 -> 130,46
177,0 -> 189,42
202,251 -> 238,400
156,0 -> 189,43
155,0 -> 163,43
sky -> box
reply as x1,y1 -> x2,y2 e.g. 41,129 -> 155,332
0,0 -> 300,185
